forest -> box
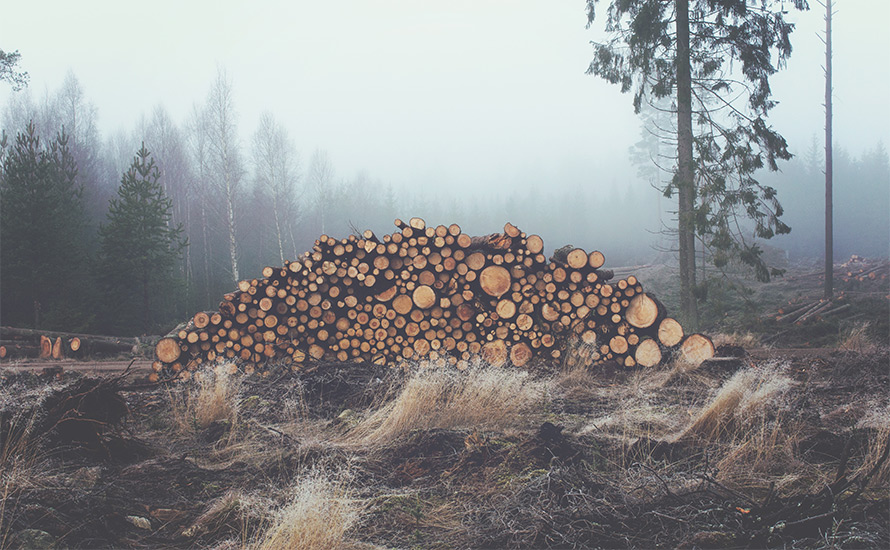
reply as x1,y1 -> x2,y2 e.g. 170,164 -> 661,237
1,70 -> 887,337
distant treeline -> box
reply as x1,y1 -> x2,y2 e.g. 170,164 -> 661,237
1,71 -> 887,336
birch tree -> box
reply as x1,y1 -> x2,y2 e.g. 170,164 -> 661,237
251,111 -> 301,265
204,69 -> 244,283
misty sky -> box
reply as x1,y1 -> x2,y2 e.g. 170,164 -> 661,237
2,0 -> 889,196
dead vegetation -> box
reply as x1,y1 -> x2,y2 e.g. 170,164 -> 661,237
349,359 -> 548,446
0,340 -> 888,548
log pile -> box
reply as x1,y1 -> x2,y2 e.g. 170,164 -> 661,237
153,219 -> 713,380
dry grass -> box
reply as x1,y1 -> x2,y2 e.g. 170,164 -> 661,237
170,364 -> 242,435
855,405 -> 890,493
839,321 -> 877,353
675,362 -> 810,492
0,410 -> 42,550
678,362 -> 794,442
349,359 -> 547,446
250,471 -> 361,550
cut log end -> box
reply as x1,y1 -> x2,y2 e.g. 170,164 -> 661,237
680,334 -> 715,366
634,338 -> 662,368
412,285 -> 437,309
155,337 -> 182,363
657,318 -> 684,347
626,293 -> 660,329
479,265 -> 511,297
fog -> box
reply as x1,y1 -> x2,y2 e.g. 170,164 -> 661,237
2,0 -> 888,271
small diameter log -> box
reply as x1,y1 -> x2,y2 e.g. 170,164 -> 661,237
609,335 -> 628,355
634,338 -> 662,368
588,250 -> 605,269
679,334 -> 715,365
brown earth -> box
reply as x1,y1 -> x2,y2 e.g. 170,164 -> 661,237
1,342 -> 887,550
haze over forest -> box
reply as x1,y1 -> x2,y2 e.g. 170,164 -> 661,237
0,0 -> 888,335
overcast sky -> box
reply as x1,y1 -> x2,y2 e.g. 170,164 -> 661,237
2,0 -> 888,195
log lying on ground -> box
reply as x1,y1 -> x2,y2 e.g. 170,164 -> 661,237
0,326 -> 142,360
153,219 -> 713,379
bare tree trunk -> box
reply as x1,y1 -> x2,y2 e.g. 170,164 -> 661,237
824,0 -> 834,299
676,0 -> 698,329
224,170 -> 240,282
273,206 -> 285,265
142,264 -> 150,334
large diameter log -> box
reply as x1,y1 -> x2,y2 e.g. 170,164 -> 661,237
588,250 -> 605,269
51,337 -> 65,360
39,335 -> 52,359
509,342 -> 532,367
657,318 -> 684,347
412,285 -> 437,309
482,339 -> 508,366
680,334 -> 715,365
625,293 -> 660,329
155,337 -> 182,363
479,266 -> 511,297
0,344 -> 40,359
525,235 -> 544,254
634,338 -> 662,368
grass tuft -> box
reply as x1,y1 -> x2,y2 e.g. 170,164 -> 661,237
350,359 -> 547,446
170,364 -> 242,435
679,362 -> 794,441
250,471 -> 360,550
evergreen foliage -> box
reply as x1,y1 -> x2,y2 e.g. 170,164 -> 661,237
0,48 -> 29,91
97,144 -> 186,334
0,122 -> 90,329
586,0 -> 807,325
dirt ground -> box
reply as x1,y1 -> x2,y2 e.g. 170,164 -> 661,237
1,341 -> 888,549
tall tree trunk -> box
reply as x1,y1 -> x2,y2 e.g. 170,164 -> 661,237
676,0 -> 698,328
273,204 -> 285,265
200,196 -> 212,306
142,265 -> 150,334
824,0 -> 834,299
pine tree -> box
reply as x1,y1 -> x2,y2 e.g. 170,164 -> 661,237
0,122 -> 89,329
586,0 -> 807,327
98,144 -> 186,334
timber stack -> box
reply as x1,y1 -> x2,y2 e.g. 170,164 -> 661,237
153,218 -> 713,380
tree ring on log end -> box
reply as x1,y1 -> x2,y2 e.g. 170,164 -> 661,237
480,266 -> 511,297
413,285 -> 436,309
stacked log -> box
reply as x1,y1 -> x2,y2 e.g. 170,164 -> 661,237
153,219 -> 713,380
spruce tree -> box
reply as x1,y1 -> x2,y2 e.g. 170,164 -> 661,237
586,0 -> 807,327
98,144 -> 186,334
0,122 -> 89,328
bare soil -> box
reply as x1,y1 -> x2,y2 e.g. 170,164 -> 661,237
1,343 -> 888,549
